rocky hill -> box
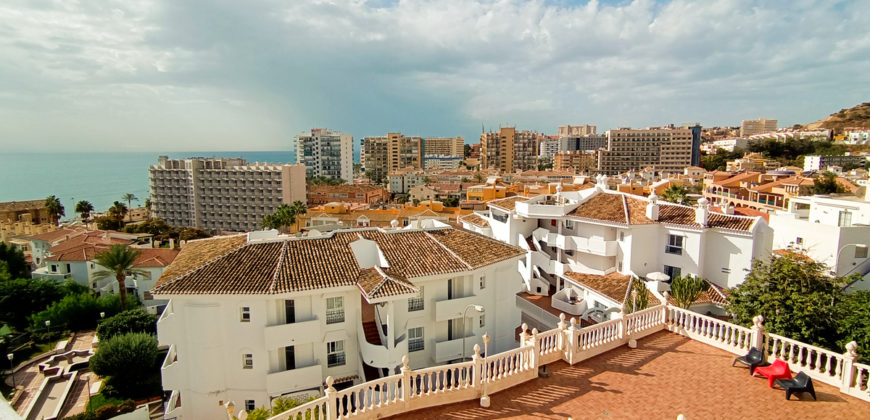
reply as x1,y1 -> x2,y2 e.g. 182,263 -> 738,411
804,102 -> 870,132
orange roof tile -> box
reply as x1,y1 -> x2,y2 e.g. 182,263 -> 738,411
458,213 -> 490,228
487,196 -> 529,211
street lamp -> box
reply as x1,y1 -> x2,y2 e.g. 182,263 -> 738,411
6,353 -> 14,390
835,244 -> 869,276
45,320 -> 51,334
461,304 -> 484,362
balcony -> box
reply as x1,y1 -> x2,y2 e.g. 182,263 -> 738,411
433,334 -> 479,363
434,294 -> 480,322
161,344 -> 183,390
31,267 -> 72,282
266,362 -> 323,395
515,195 -> 579,218
546,233 -> 618,257
156,300 -> 180,348
357,327 -> 408,369
264,317 -> 320,349
164,389 -> 182,418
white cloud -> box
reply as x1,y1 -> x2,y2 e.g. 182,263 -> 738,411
0,0 -> 868,151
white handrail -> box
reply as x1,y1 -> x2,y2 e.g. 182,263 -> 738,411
765,333 -> 844,386
267,396 -> 328,420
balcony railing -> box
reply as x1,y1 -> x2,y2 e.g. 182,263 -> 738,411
264,317 -> 320,349
266,362 -> 323,395
433,294 -> 479,322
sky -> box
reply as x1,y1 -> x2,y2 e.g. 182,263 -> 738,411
1,0 -> 868,152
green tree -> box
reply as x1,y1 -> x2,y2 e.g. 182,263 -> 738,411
30,293 -> 133,331
623,277 -> 650,314
813,172 -> 846,194
96,309 -> 157,340
75,200 -> 95,222
0,242 -> 30,279
473,172 -> 484,182
727,254 -> 844,348
93,245 -> 147,311
669,275 -> 707,309
837,290 -> 870,363
121,194 -> 138,221
45,195 -> 65,225
261,201 -> 307,232
660,184 -> 691,205
463,143 -> 471,158
0,277 -> 64,329
108,201 -> 128,223
95,216 -> 124,231
90,332 -> 159,394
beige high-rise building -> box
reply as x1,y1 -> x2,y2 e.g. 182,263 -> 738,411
480,127 -> 538,173
740,118 -> 777,137
598,127 -> 695,174
554,151 -> 597,173
149,157 -> 306,232
558,124 -> 597,137
361,133 -> 423,181
423,136 -> 464,157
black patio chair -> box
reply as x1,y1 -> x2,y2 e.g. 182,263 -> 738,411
776,372 -> 817,400
732,347 -> 768,374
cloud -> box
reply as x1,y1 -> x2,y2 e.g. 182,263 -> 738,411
0,0 -> 868,152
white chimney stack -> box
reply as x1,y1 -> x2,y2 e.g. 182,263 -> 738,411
724,203 -> 735,215
695,197 -> 710,227
646,193 -> 660,221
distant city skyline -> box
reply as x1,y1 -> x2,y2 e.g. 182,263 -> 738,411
1,0 -> 868,152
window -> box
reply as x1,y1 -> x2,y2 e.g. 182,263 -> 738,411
565,220 -> 574,230
240,307 -> 251,322
839,211 -> 853,227
795,237 -> 804,245
479,315 -> 486,329
665,235 -> 683,255
327,341 -> 346,367
409,327 -> 424,352
479,276 -> 486,290
245,400 -> 255,412
408,288 -> 424,312
856,246 -> 869,259
285,300 -> 295,324
242,353 -> 253,369
285,346 -> 295,370
51,264 -> 57,272
326,297 -> 344,324
664,265 -> 681,281
619,231 -> 625,241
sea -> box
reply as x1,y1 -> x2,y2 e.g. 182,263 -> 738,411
0,151 -> 306,215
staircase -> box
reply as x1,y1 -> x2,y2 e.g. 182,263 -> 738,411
362,321 -> 382,346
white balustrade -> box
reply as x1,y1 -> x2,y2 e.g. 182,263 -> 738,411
409,362 -> 474,398
267,397 -> 327,420
334,374 -> 403,419
666,306 -> 751,355
844,361 -> 870,402
624,306 -> 665,338
765,333 -> 845,388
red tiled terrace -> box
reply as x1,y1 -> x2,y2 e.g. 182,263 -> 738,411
394,331 -> 870,420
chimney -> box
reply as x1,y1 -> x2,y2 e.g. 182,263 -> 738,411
865,185 -> 870,202
724,203 -> 735,215
646,193 -> 660,221
695,197 -> 710,227
169,238 -> 176,249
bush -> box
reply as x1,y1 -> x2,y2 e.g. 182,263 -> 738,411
30,293 -> 139,332
94,404 -> 119,419
90,333 -> 159,395
97,309 -> 157,340
118,399 -> 136,413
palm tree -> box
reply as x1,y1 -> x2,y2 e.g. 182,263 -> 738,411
121,193 -> 138,221
74,200 -> 94,222
660,184 -> 690,205
110,201 -> 128,220
144,197 -> 152,219
93,245 -> 148,311
45,195 -> 65,226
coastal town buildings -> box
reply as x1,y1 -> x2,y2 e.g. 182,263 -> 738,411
460,175 -> 772,331
597,126 -> 699,174
554,151 -> 597,174
306,184 -> 389,207
361,133 -> 424,181
558,134 -> 608,153
699,138 -> 750,154
538,139 -> 559,159
740,118 -> 777,137
423,155 -> 463,170
804,154 -> 869,172
0,200 -> 50,225
149,157 -> 306,232
845,128 -> 870,145
423,137 -> 464,157
558,124 -> 596,137
480,127 -> 539,173
293,201 -> 470,232
295,128 -> 354,183
153,226 -> 525,419
725,153 -> 780,172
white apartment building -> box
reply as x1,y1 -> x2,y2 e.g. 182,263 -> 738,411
153,226 -> 525,419
295,128 -> 354,182
845,128 -> 870,145
387,169 -> 426,194
538,139 -> 560,159
150,157 -> 306,232
699,138 -> 750,154
769,191 -> 870,291
423,155 -> 463,170
740,118 -> 777,137
461,175 -> 772,329
804,155 -> 869,172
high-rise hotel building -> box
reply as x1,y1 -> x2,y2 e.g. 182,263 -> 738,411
361,133 -> 423,181
740,118 -> 777,137
295,128 -> 353,183
597,127 -> 697,174
480,127 -> 539,173
149,157 -> 306,232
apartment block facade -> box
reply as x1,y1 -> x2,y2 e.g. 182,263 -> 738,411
295,128 -> 353,183
598,127 -> 696,174
480,127 -> 539,173
362,133 -> 424,180
423,136 -> 464,157
558,134 -> 608,153
558,125 -> 597,137
554,151 -> 597,173
149,157 -> 306,232
740,118 -> 777,137
804,155 -> 869,172
153,227 -> 525,419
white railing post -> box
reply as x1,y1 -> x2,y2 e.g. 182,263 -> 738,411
519,323 -> 529,345
324,376 -> 337,420
479,335 -> 490,407
400,356 -> 411,407
750,315 -> 765,352
557,313 -> 567,352
660,292 -> 670,327
566,317 -> 577,364
530,328 -> 540,369
840,341 -> 858,393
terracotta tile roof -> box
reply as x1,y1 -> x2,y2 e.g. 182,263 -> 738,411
711,172 -> 760,187
563,271 -> 634,303
308,184 -> 386,194
356,267 -> 418,303
48,231 -> 133,254
657,203 -> 757,232
458,213 -> 490,228
487,196 -> 528,211
712,206 -> 770,222
28,228 -> 87,243
773,249 -> 815,262
0,199 -> 45,212
133,248 -> 180,268
152,228 -> 524,295
568,193 -> 628,224
45,243 -> 105,262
